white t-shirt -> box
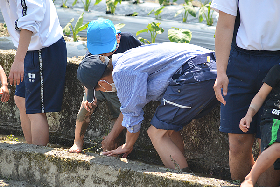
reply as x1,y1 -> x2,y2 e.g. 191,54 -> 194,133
0,0 -> 63,50
211,0 -> 280,51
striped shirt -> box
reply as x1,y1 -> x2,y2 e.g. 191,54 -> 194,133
112,42 -> 213,133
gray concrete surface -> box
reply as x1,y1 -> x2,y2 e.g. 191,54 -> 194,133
0,142 -> 238,187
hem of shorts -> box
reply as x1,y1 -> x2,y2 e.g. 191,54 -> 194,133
150,115 -> 182,131
14,93 -> 25,98
26,108 -> 62,114
219,127 -> 255,134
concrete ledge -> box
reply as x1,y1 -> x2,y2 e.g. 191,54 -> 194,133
0,142 -> 237,187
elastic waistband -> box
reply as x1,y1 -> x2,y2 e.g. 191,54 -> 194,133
233,44 -> 280,56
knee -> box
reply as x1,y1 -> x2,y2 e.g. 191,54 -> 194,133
229,138 -> 253,156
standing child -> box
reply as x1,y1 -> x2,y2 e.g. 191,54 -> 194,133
0,65 -> 9,102
239,64 -> 280,186
0,0 -> 67,145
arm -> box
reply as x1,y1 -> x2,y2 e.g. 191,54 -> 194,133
102,113 -> 126,151
213,11 -> 236,105
0,65 -> 10,102
9,29 -> 33,85
239,83 -> 272,132
102,130 -> 140,158
81,87 -> 97,112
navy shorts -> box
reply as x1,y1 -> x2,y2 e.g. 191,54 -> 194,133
151,53 -> 218,131
220,45 -> 280,138
95,91 -> 121,119
15,37 -> 67,114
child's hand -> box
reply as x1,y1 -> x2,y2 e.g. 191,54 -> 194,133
0,85 -> 10,102
239,116 -> 251,133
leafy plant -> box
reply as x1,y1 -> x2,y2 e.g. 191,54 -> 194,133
114,23 -> 126,31
168,28 -> 192,43
198,1 -> 214,26
61,0 -> 68,8
174,0 -> 196,23
159,0 -> 177,6
63,12 -> 89,42
106,0 -> 122,14
6,135 -> 19,142
72,0 -> 101,11
136,22 -> 164,44
148,6 -> 165,20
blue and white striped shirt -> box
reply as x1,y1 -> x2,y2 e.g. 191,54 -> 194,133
112,42 -> 213,133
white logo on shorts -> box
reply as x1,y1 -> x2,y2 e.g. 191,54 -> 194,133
28,73 -> 35,83
272,109 -> 280,115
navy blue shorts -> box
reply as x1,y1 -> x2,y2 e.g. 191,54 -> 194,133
220,45 -> 280,138
15,37 -> 67,114
151,53 -> 218,131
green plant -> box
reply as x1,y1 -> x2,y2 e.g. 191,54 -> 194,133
106,0 -> 122,14
174,0 -> 196,23
168,28 -> 192,43
159,0 -> 177,6
114,23 -> 125,31
136,22 -> 164,44
6,135 -> 19,142
148,6 -> 165,20
62,0 -> 68,8
198,1 -> 214,26
63,12 -> 89,42
72,0 -> 101,11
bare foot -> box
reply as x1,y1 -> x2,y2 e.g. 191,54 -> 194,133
68,141 -> 83,153
240,179 -> 254,187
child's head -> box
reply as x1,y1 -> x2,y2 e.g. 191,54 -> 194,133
87,19 -> 120,56
77,55 -> 111,102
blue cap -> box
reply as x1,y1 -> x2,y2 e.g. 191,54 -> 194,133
87,19 -> 117,55
77,54 -> 109,102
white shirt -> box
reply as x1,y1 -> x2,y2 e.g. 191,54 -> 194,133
211,0 -> 280,51
0,0 -> 63,50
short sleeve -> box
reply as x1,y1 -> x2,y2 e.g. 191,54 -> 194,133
263,65 -> 280,88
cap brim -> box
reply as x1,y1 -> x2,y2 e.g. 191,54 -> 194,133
87,89 -> 94,102
87,39 -> 117,55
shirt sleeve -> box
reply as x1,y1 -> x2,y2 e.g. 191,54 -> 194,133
16,0 -> 46,34
263,65 -> 280,88
113,69 -> 149,133
211,0 -> 238,16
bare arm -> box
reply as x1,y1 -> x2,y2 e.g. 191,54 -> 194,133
213,11 -> 236,105
9,29 -> 33,85
102,113 -> 126,151
239,83 -> 272,132
0,65 -> 9,102
102,129 -> 140,158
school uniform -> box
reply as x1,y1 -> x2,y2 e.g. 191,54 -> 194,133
211,0 -> 280,138
0,0 -> 67,113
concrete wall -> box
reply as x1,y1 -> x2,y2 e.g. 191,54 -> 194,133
0,143 -> 238,187
0,49 -> 258,180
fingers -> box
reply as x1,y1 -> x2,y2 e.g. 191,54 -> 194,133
213,78 -> 228,105
8,72 -> 23,85
1,92 -> 10,102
